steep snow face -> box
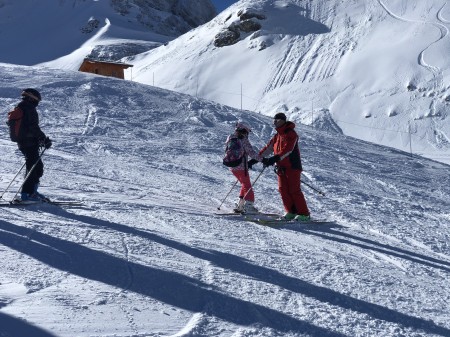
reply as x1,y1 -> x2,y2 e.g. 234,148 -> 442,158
0,0 -> 216,65
129,0 -> 450,164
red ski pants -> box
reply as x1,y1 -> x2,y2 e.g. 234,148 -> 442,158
232,169 -> 254,202
277,168 -> 309,215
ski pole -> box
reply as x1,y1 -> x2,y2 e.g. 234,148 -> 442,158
217,180 -> 239,210
242,166 -> 267,200
10,148 -> 47,202
0,161 -> 27,200
301,179 -> 325,196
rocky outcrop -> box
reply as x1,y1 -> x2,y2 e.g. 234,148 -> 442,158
238,19 -> 262,33
110,0 -> 216,37
214,29 -> 241,47
237,9 -> 266,21
214,9 -> 265,47
80,18 -> 100,34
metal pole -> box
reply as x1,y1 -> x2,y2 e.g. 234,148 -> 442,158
217,180 -> 239,210
240,83 -> 243,111
408,121 -> 413,157
301,179 -> 325,196
0,161 -> 27,200
242,166 -> 266,200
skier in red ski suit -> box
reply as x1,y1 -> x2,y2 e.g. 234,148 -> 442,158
260,113 -> 310,221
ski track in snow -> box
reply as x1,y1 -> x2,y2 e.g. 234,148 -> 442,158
377,0 -> 448,92
438,2 -> 450,23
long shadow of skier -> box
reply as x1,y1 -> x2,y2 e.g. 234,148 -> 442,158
0,211 -> 450,336
286,224 -> 450,272
0,312 -> 58,337
18,208 -> 450,336
0,219 -> 346,337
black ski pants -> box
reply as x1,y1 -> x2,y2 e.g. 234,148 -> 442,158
19,145 -> 43,195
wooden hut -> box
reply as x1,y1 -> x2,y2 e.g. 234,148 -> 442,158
78,59 -> 133,79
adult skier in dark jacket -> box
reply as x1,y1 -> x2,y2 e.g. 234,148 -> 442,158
260,112 -> 310,221
15,88 -> 52,202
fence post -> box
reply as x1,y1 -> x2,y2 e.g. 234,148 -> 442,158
408,121 -> 413,157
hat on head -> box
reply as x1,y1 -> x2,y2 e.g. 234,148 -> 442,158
235,121 -> 251,133
274,112 -> 287,121
21,88 -> 41,102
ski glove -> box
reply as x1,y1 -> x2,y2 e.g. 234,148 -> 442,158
248,159 -> 259,169
40,136 -> 52,149
262,155 -> 280,167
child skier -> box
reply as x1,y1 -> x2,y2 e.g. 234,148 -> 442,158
224,122 -> 262,213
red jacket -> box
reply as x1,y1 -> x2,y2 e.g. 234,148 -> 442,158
259,121 -> 303,170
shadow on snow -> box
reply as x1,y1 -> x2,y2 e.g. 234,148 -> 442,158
0,218 -> 345,337
0,312 -> 58,337
1,211 -> 450,336
287,224 -> 450,273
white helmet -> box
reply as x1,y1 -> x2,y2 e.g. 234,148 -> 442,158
235,122 -> 251,133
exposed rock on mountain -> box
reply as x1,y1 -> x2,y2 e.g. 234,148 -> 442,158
214,8 -> 266,47
0,0 -> 216,65
110,0 -> 216,36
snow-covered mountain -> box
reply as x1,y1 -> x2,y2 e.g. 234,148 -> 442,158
127,0 -> 450,164
1,0 -> 448,164
1,63 -> 450,337
0,0 -> 216,65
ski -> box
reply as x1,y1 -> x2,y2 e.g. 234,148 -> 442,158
0,200 -> 84,207
215,211 -> 280,217
217,211 -> 331,227
47,200 -> 84,206
249,217 -> 332,226
215,212 -> 244,216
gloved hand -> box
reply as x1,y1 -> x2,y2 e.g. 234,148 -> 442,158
262,155 -> 280,167
40,136 -> 52,149
248,159 -> 259,169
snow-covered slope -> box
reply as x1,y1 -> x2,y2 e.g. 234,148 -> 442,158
0,0 -> 216,66
128,0 -> 450,164
0,64 -> 449,337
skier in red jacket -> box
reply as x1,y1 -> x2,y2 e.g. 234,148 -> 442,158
260,113 -> 310,221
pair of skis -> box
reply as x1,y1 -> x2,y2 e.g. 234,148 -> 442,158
0,199 -> 84,208
216,211 -> 329,226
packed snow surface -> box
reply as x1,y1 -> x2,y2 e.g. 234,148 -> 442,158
0,64 -> 449,337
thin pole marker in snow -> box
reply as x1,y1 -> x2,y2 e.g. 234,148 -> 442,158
408,121 -> 413,157
240,83 -> 243,110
